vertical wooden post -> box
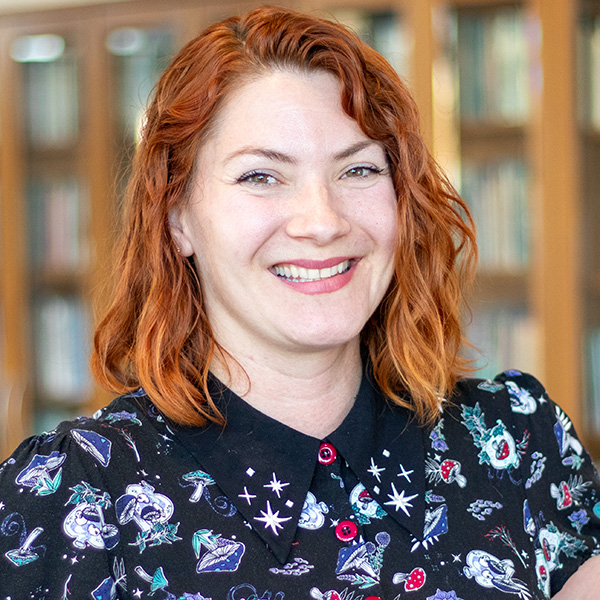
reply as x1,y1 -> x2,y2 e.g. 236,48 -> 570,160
529,0 -> 582,426
403,0 -> 435,151
0,27 -> 31,456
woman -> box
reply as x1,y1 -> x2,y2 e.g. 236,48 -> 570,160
0,6 -> 598,599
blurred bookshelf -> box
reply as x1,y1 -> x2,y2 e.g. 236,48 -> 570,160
0,0 -> 595,461
450,4 -> 540,379
580,0 -> 600,459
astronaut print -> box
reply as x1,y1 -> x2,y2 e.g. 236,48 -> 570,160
0,370 -> 599,599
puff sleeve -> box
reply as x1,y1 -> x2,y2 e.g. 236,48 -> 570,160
495,370 -> 600,597
0,422 -> 124,599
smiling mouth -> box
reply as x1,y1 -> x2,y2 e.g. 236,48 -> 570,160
272,259 -> 352,282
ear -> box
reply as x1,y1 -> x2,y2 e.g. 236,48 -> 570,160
168,206 -> 195,257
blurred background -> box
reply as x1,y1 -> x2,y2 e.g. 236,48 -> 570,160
0,0 -> 598,462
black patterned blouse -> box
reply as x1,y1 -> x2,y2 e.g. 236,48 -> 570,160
0,370 -> 599,600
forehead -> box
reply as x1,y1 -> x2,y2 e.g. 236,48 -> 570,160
203,69 -> 371,157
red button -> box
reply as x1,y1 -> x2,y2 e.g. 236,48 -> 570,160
318,442 -> 337,465
335,520 -> 358,542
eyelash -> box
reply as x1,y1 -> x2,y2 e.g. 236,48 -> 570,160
342,165 -> 385,178
236,170 -> 278,185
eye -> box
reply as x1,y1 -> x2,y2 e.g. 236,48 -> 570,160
341,165 -> 384,179
237,170 -> 278,186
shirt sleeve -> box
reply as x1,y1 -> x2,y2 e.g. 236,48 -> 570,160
0,424 -> 122,599
496,370 -> 600,597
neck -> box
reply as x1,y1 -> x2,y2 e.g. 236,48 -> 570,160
210,342 -> 363,439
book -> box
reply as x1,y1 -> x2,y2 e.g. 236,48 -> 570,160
578,14 -> 600,130
28,175 -> 89,273
586,328 -> 600,435
33,294 -> 91,403
456,7 -> 530,123
107,27 -> 174,145
461,158 -> 530,270
465,306 -> 540,381
323,8 -> 409,77
22,47 -> 79,149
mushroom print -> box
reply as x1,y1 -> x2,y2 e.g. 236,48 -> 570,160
349,483 -> 386,525
192,529 -> 246,573
393,567 -> 426,592
71,430 -> 112,467
182,470 -> 215,503
425,458 -> 467,488
15,451 -> 66,496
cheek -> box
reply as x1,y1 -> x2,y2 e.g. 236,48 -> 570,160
356,195 -> 398,255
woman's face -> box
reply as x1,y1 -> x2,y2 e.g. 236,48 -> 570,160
171,69 -> 398,360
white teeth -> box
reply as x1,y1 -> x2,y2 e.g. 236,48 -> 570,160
273,260 -> 351,282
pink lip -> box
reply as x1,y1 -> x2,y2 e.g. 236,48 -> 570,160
273,256 -> 353,269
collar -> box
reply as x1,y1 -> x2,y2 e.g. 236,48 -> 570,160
173,371 -> 425,564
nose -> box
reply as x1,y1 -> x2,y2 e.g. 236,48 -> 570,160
285,180 -> 350,244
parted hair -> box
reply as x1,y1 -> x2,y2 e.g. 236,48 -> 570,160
91,5 -> 477,427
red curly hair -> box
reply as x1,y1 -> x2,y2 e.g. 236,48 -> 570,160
91,5 -> 477,427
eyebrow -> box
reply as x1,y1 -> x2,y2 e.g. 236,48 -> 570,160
224,140 -> 379,165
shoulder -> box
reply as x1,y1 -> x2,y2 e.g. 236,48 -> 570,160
443,369 -> 592,472
450,369 -> 555,425
0,389 -> 164,493
442,370 -> 571,458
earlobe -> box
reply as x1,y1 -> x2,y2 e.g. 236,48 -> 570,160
168,207 -> 195,257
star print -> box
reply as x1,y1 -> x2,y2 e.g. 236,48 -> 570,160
254,501 -> 292,535
367,457 -> 385,482
70,556 -> 78,564
133,589 -> 143,598
538,395 -> 547,404
239,486 -> 257,505
452,553 -> 462,562
264,473 -> 290,498
397,463 -> 414,482
159,433 -> 172,443
434,454 -> 442,462
384,482 -> 418,516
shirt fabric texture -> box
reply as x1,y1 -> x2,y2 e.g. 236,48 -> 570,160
0,369 -> 599,600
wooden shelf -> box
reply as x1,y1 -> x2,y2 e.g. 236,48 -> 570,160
469,270 -> 530,306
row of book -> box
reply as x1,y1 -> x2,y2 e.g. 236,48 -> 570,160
328,9 -> 409,78
461,158 -> 530,270
28,176 -> 89,272
578,13 -> 600,131
456,7 -> 530,123
586,328 -> 600,435
465,306 -> 540,381
33,294 -> 91,404
107,27 -> 174,145
23,52 -> 79,149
